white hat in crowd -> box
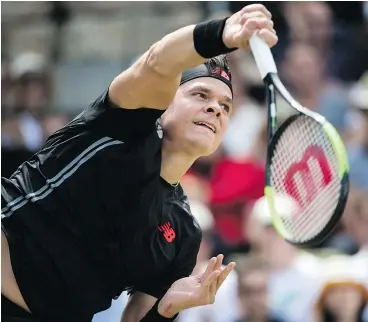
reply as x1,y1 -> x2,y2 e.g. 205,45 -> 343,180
10,51 -> 47,79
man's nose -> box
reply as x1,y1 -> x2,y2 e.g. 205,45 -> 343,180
205,105 -> 221,118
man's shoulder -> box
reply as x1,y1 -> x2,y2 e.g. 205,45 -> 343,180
170,189 -> 202,233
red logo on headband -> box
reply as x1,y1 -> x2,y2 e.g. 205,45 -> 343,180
221,71 -> 230,80
212,67 -> 230,81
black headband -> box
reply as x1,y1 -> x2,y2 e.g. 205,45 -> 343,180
180,63 -> 233,94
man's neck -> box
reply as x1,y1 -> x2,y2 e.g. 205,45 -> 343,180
160,145 -> 196,185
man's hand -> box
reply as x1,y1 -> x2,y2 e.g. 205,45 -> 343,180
157,255 -> 235,318
223,4 -> 278,50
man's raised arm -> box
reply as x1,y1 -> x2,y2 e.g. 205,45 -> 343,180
109,4 -> 276,111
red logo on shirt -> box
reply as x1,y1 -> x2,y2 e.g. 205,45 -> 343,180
158,222 -> 176,243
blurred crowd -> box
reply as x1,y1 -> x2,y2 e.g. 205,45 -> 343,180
2,2 -> 368,322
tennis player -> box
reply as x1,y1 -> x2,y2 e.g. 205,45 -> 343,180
1,4 -> 277,322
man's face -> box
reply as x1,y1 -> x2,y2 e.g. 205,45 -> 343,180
161,77 -> 233,157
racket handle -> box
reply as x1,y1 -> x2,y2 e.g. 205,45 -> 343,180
249,34 -> 277,80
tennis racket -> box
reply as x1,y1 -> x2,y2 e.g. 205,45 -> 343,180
249,35 -> 350,247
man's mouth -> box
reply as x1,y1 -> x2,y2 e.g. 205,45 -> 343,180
193,121 -> 216,133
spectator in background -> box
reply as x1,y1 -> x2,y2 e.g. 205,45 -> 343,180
245,195 -> 322,322
347,71 -> 368,190
41,112 -> 69,139
282,2 -> 333,58
1,57 -> 13,118
314,255 -> 368,322
323,186 -> 361,255
180,169 -> 211,206
281,2 -> 361,82
209,154 -> 265,248
178,200 -> 240,322
342,187 -> 368,283
281,42 -> 351,135
1,51 -> 53,151
234,255 -> 285,322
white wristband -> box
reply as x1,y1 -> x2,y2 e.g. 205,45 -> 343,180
249,34 -> 278,79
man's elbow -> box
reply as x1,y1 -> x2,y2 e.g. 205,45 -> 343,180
145,41 -> 176,79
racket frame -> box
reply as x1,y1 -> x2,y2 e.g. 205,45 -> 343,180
250,35 -> 350,247
264,105 -> 350,247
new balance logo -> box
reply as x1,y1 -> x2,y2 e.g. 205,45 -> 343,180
158,222 -> 176,243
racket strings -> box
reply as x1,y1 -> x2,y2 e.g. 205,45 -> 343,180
270,116 -> 341,242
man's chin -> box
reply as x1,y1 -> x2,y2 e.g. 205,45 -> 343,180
186,139 -> 217,158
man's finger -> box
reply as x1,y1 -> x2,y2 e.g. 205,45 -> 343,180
244,17 -> 274,33
257,28 -> 278,48
200,257 -> 217,282
214,254 -> 223,272
216,262 -> 236,291
210,255 -> 223,293
241,10 -> 271,22
209,274 -> 217,301
241,4 -> 272,19
202,270 -> 220,288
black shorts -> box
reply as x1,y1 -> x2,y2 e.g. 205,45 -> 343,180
1,295 -> 36,322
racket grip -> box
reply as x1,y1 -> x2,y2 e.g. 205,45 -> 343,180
249,34 -> 277,80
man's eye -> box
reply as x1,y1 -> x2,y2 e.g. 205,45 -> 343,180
193,92 -> 207,99
221,104 -> 230,113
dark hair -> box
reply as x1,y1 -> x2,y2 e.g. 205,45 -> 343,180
204,54 -> 232,81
